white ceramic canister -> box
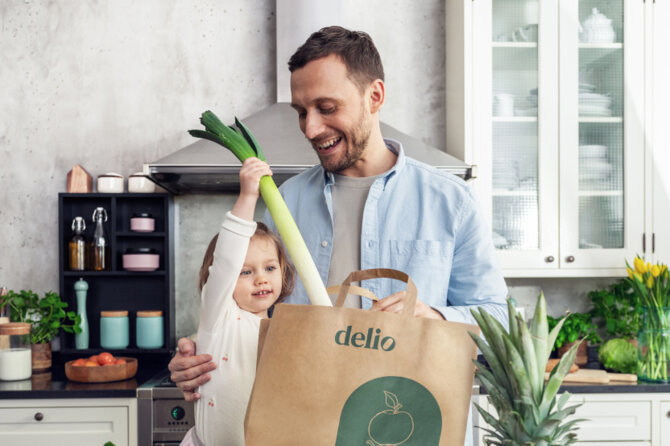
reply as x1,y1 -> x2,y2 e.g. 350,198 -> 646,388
128,172 -> 156,193
97,172 -> 124,193
0,322 -> 32,381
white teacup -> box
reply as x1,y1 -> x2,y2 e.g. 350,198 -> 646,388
493,94 -> 515,117
512,24 -> 538,42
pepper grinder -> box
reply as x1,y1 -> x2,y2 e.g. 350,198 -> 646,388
74,278 -> 89,349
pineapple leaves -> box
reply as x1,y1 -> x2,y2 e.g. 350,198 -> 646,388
471,292 -> 585,446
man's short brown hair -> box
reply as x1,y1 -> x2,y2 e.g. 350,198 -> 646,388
288,26 -> 385,91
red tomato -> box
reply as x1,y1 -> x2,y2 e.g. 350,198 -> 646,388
97,352 -> 115,365
113,358 -> 126,365
88,355 -> 99,364
71,358 -> 87,367
84,360 -> 100,367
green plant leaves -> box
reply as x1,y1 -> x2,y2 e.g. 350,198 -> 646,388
0,289 -> 81,344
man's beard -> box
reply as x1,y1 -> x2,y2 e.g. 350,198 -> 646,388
317,103 -> 371,174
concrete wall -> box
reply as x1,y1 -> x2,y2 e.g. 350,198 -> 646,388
0,0 -> 616,339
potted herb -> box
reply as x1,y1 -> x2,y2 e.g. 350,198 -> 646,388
548,311 -> 601,366
0,289 -> 81,371
589,279 -> 642,341
470,292 -> 584,445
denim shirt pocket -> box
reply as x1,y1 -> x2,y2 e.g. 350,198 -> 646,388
381,240 -> 455,306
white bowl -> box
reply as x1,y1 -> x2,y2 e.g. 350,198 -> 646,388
579,145 -> 608,158
97,173 -> 124,193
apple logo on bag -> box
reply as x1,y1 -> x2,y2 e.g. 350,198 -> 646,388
335,376 -> 441,445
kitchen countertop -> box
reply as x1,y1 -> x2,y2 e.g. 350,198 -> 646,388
476,379 -> 670,395
0,353 -> 170,399
5,377 -> 670,400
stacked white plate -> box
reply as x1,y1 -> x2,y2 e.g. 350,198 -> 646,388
579,145 -> 611,187
579,93 -> 612,116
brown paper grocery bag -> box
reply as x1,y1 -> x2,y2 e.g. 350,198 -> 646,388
245,268 -> 480,445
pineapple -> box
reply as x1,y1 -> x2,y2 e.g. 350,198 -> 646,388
469,292 -> 585,446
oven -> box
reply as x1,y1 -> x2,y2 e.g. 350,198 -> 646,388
138,371 -> 195,446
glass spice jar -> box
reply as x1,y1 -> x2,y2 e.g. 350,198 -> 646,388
0,322 -> 32,381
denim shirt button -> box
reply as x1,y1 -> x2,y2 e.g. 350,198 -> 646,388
321,240 -> 328,247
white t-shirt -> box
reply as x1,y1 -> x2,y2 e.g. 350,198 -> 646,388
192,212 -> 260,446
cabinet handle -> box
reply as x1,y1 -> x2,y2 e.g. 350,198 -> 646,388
34,412 -> 44,421
545,256 -> 555,263
566,256 -> 575,263
667,410 -> 670,418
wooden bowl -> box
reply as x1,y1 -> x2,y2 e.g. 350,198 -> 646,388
65,357 -> 138,383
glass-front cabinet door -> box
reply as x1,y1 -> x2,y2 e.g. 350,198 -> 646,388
472,0 -> 559,272
559,0 -> 644,270
469,0 -> 644,276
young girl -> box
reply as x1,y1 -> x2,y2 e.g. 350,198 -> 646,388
180,158 -> 295,446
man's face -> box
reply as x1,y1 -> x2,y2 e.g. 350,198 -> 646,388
290,54 -> 372,175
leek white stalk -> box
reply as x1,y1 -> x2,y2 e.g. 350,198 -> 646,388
189,111 -> 332,307
259,176 -> 331,306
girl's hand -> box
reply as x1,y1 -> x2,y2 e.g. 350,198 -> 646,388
232,158 -> 272,221
239,158 -> 272,199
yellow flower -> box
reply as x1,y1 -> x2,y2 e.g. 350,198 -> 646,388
647,261 -> 652,272
652,264 -> 661,278
627,267 -> 634,279
634,257 -> 648,274
647,275 -> 654,289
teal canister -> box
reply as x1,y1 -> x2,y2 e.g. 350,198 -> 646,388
100,311 -> 129,349
136,310 -> 164,349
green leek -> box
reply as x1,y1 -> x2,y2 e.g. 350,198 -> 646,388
189,110 -> 332,307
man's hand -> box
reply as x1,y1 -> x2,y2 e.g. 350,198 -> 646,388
167,337 -> 217,402
370,291 -> 445,320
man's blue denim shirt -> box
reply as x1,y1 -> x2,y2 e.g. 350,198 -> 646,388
264,139 -> 508,326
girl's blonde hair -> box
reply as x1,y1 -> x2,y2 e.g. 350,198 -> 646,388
198,222 -> 295,302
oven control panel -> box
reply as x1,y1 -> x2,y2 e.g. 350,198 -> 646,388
153,399 -> 194,441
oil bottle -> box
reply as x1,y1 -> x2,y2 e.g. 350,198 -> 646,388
68,216 -> 87,271
89,207 -> 110,271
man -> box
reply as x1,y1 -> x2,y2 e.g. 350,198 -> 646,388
170,25 -> 507,405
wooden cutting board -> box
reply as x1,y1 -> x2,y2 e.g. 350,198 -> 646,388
606,372 -> 637,383
544,368 -> 637,384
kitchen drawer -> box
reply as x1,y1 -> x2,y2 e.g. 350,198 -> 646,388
569,399 -> 651,442
0,398 -> 135,446
577,443 -> 651,446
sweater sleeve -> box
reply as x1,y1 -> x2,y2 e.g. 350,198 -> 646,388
197,212 -> 257,337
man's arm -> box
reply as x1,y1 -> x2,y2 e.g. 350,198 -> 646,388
435,193 -> 509,327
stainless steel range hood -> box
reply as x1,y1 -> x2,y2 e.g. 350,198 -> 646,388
145,103 -> 472,194
144,0 -> 471,194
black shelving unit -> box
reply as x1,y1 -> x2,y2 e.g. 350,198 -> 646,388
58,193 -> 175,356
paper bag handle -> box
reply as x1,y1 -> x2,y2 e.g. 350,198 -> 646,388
335,268 -> 418,319
326,285 -> 379,302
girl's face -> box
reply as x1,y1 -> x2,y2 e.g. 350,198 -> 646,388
233,236 -> 283,318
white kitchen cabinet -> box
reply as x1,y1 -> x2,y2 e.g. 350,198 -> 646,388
447,0 -> 647,277
0,397 -> 137,446
649,0 -> 670,264
473,392 -> 666,445
660,402 -> 670,446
